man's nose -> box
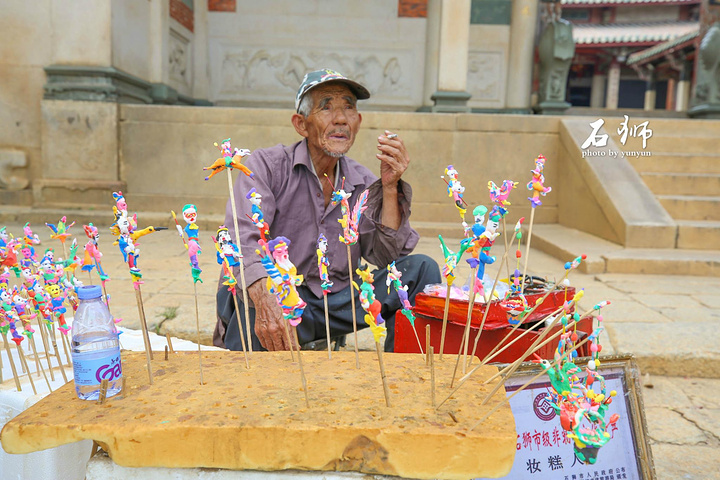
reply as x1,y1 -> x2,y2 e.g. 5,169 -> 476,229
331,106 -> 348,124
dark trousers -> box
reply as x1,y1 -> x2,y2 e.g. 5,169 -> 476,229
215,254 -> 440,352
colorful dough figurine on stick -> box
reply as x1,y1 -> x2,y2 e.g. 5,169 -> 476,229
109,191 -> 166,384
521,155 -> 552,294
437,235 -> 472,360
205,140 -> 254,354
539,300 -> 618,465
256,235 -> 309,407
316,233 -> 333,359
173,203 -> 205,385
488,179 -> 517,279
354,264 -> 391,407
212,229 -> 250,369
442,165 -> 467,222
386,261 -> 424,359
329,175 -> 369,369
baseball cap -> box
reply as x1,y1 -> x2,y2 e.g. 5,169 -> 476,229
295,69 -> 370,112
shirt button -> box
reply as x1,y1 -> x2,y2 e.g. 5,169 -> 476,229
320,220 -> 324,224
316,193 -> 321,198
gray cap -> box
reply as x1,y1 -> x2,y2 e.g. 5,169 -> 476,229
295,69 -> 370,112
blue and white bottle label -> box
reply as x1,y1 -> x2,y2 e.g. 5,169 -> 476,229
73,353 -> 123,386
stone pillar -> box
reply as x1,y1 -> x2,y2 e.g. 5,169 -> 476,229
644,68 -> 656,111
431,0 -> 472,112
676,60 -> 692,112
423,0 -> 442,107
506,0 -> 539,109
605,60 -> 621,110
590,71 -> 606,108
50,0 -> 112,66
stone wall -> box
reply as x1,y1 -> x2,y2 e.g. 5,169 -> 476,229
116,104 -> 560,225
207,0 -> 428,109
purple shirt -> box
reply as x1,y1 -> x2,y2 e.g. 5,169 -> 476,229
224,139 -> 419,299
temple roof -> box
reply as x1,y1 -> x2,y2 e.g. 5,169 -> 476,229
626,28 -> 699,65
573,21 -> 699,46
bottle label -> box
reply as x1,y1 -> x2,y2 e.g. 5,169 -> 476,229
73,352 -> 123,386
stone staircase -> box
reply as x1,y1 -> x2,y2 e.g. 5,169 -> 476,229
610,118 -> 720,251
531,117 -> 720,276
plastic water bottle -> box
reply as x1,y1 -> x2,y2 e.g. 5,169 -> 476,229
71,285 -> 122,400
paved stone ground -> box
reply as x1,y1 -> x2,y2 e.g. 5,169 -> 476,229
3,222 -> 720,479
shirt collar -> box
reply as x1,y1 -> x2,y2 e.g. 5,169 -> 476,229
293,138 -> 365,193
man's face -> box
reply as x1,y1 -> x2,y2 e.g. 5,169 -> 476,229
297,83 -> 361,159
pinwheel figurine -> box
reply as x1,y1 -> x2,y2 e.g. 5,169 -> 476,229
81,223 -> 110,283
488,179 -> 517,207
527,154 -> 552,208
45,216 -> 75,245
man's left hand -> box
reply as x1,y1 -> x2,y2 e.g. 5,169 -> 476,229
377,130 -> 409,189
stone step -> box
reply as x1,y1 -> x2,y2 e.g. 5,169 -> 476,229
629,152 -> 720,174
676,220 -> 720,250
602,116 -> 720,138
532,224 -> 720,276
412,221 -> 465,240
611,134 -> 719,154
530,224 -> 623,274
658,195 -> 720,221
602,247 -> 720,277
641,172 -> 720,196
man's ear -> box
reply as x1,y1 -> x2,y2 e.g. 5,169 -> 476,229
291,113 -> 308,138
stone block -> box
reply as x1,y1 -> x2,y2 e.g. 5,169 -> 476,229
651,445 -> 720,480
32,179 -> 126,209
597,299 -> 670,324
50,0 -> 112,65
657,306 -> 720,323
0,149 -> 29,190
677,221 -> 720,250
659,195 -> 720,221
645,407 -> 708,445
631,294 -> 705,310
693,294 -> 720,309
0,0 -> 52,67
40,100 -> 119,182
0,65 -> 46,159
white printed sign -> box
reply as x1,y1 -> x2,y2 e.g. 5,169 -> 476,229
477,367 -> 642,480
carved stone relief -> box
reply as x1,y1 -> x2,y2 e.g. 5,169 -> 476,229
169,28 -> 191,90
213,46 -> 412,105
467,51 -> 503,102
0,149 -> 29,190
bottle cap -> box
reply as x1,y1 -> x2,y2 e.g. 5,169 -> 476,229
77,285 -> 103,300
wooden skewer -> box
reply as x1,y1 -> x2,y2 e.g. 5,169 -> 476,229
193,282 -> 204,385
376,341 -> 391,407
133,286 -> 153,384
27,333 -> 52,392
229,291 -> 251,368
437,309 -> 592,411
97,379 -> 109,405
347,244 -> 360,369
468,336 -> 592,432
483,309 -> 594,385
165,333 -> 174,353
291,327 -> 310,408
449,266 -> 478,387
49,324 -> 68,383
439,282 -> 452,361
466,228 -> 522,370
226,168 -> 253,354
35,315 -> 55,382
425,324 -> 431,366
520,207 -> 537,295
16,344 -> 37,395
501,216 -> 512,282
478,302 -> 583,408
323,292 -> 332,359
430,346 -> 436,407
164,345 -> 169,361
477,287 -> 557,366
2,333 -> 22,391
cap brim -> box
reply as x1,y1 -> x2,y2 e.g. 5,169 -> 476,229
298,78 -> 370,111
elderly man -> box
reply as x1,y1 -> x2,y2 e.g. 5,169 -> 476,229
215,69 -> 440,352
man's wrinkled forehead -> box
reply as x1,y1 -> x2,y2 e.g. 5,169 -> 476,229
311,83 -> 357,107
